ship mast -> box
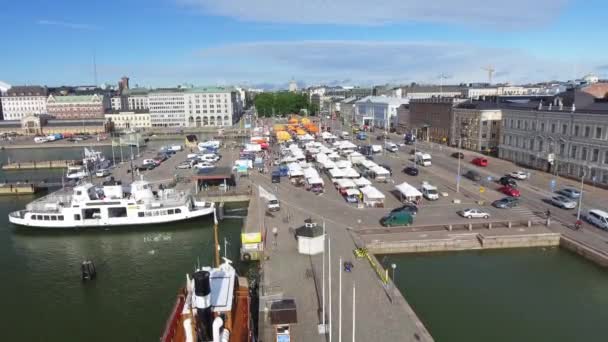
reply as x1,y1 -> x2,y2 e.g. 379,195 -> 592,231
214,206 -> 220,267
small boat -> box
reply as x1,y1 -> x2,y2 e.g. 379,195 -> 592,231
160,258 -> 252,342
66,165 -> 87,180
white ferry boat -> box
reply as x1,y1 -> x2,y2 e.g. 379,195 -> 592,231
8,180 -> 215,228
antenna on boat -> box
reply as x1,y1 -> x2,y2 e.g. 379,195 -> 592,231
213,205 -> 220,267
223,237 -> 230,260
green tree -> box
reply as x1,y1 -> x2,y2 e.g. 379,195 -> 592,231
254,92 -> 313,117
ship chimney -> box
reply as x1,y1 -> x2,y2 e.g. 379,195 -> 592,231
572,103 -> 576,113
194,270 -> 213,341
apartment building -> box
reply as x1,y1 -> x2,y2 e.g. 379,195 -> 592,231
105,111 -> 151,129
451,102 -> 502,152
1,86 -> 48,120
46,94 -> 106,119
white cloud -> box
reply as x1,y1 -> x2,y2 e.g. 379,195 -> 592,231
37,20 -> 100,31
197,40 -> 572,86
181,0 -> 568,28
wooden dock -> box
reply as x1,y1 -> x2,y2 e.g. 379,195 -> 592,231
0,183 -> 38,195
1,160 -> 79,170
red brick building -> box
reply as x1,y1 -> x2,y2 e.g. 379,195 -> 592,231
46,94 -> 106,119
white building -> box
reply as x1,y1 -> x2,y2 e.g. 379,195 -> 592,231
148,90 -> 186,127
110,96 -> 122,111
463,87 -> 498,99
1,86 -> 48,120
0,81 -> 10,94
452,104 -> 502,152
111,89 -> 149,112
354,96 -> 410,129
105,111 -> 151,129
184,87 -> 242,127
288,80 -> 298,92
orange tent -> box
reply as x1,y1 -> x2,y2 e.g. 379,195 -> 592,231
301,117 -> 311,125
273,124 -> 286,131
288,117 -> 299,124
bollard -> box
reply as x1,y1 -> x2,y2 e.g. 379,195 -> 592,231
468,223 -> 473,231
508,221 -> 512,229
488,222 -> 492,230
448,224 -> 453,231
527,220 -> 532,228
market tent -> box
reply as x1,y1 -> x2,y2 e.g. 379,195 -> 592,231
308,176 -> 324,185
359,185 -> 385,207
336,140 -> 357,150
395,182 -> 423,202
335,160 -> 352,169
328,168 -> 346,178
319,159 -> 336,169
303,167 -> 320,180
353,177 -> 372,187
298,134 -> 315,141
281,156 -> 297,163
372,166 -> 390,176
335,178 -> 357,189
342,167 -> 361,179
360,159 -> 378,169
315,153 -> 328,162
345,188 -> 361,196
327,152 -> 341,160
348,152 -> 365,164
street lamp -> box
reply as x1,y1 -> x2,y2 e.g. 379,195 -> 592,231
391,263 -> 397,287
456,137 -> 462,192
576,165 -> 589,221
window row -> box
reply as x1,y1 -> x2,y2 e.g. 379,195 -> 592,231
507,119 -> 608,139
31,214 -> 64,221
137,208 -> 182,217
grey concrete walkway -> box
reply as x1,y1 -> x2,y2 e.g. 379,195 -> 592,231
252,172 -> 433,342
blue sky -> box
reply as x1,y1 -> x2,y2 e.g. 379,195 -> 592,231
1,0 -> 607,88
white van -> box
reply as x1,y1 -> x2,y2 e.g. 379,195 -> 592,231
415,152 -> 432,167
34,136 -> 48,143
169,145 -> 182,151
385,142 -> 398,152
142,159 -> 156,166
267,195 -> 280,212
340,131 -> 350,139
200,154 -> 220,163
586,209 -> 608,230
421,182 -> 439,200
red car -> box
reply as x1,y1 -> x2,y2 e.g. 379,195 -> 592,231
498,186 -> 520,197
472,157 -> 488,167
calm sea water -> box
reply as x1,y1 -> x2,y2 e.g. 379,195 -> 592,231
0,146 -> 251,341
381,248 -> 608,342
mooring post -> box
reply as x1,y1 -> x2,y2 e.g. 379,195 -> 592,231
468,223 -> 473,231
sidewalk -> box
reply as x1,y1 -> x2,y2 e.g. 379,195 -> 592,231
253,173 -> 433,342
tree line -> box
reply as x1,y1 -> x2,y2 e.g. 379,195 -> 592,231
254,92 -> 319,117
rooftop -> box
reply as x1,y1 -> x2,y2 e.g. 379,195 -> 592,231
356,96 -> 409,106
48,94 -> 104,103
6,86 -> 48,97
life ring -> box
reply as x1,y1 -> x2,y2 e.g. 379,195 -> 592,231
243,253 -> 252,261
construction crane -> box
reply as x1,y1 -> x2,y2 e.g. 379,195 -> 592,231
482,66 -> 495,84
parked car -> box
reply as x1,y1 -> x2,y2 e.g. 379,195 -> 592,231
380,211 -> 414,227
271,171 -> 281,183
499,176 -> 518,187
464,170 -> 481,181
194,162 -> 216,170
498,186 -> 521,197
176,161 -> 193,169
472,157 -> 488,167
585,209 -> 608,230
556,188 -> 581,199
142,159 -> 156,166
549,195 -> 577,209
403,166 -> 419,176
95,169 -> 110,178
509,170 -> 528,180
390,203 -> 418,216
492,197 -> 520,208
451,152 -> 465,159
459,208 -> 490,219
385,142 -> 399,152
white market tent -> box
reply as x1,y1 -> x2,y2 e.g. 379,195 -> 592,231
335,160 -> 352,169
395,182 -> 423,202
372,166 -> 390,176
328,168 -> 346,178
308,176 -> 324,185
327,152 -> 341,160
359,159 -> 378,169
343,168 -> 361,179
359,186 -> 385,207
319,159 -> 336,170
345,188 -> 361,196
281,156 -> 297,163
353,177 -> 372,187
348,152 -> 365,164
335,178 -> 357,189
336,140 -> 357,150
298,134 -> 315,141
303,167 -> 320,180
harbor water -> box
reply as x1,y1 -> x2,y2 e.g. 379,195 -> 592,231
0,146 -> 252,341
382,248 -> 608,342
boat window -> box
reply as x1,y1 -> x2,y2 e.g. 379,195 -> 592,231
83,208 -> 101,219
32,215 -> 37,220
153,211 -> 159,216
108,207 -> 128,218
36,215 -> 43,220
58,216 -> 64,221
145,212 -> 152,217
76,191 -> 82,195
43,215 -> 50,220
168,209 -> 174,215
138,212 -> 144,217
175,208 -> 181,214
74,214 -> 81,220
51,216 -> 57,221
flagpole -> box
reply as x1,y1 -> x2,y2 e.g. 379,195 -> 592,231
352,283 -> 356,342
339,256 -> 342,342
322,221 -> 326,331
329,238 -> 332,342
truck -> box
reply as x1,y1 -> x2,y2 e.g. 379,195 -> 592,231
421,182 -> 439,201
415,152 -> 432,167
404,133 -> 416,145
